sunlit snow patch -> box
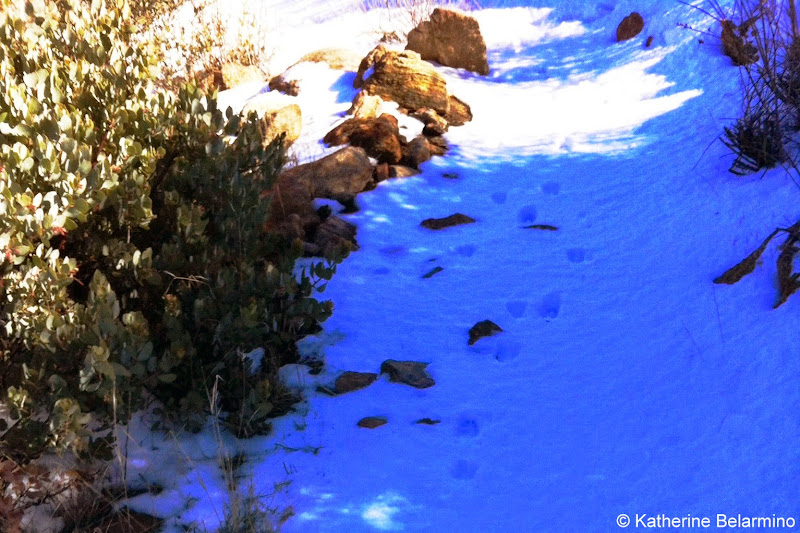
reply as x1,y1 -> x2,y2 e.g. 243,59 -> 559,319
361,492 -> 412,531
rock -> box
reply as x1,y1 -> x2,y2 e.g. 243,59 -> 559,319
468,320 -> 503,346
406,8 -> 489,75
721,19 -> 758,66
374,162 -> 390,182
422,266 -> 443,279
389,165 -> 421,178
361,48 -> 450,115
403,136 -> 431,168
348,91 -> 384,119
221,62 -> 265,89
444,95 -> 473,126
335,371 -> 379,394
324,114 -> 405,164
412,108 -> 449,136
421,213 -> 475,230
195,67 -> 224,92
268,74 -> 300,96
296,47 -> 362,71
266,147 -> 373,229
645,35 -> 654,48
616,12 -> 644,42
523,224 -> 559,231
380,360 -> 435,389
426,135 -> 448,156
415,418 -> 441,425
358,416 -> 388,429
241,92 -> 302,148
354,44 -> 391,89
312,216 -> 359,258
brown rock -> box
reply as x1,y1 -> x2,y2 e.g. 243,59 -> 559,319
324,114 -> 405,164
374,162 -> 390,182
335,371 -> 379,394
361,48 -> 450,115
269,74 -> 300,96
412,108 -> 449,136
221,62 -> 265,89
616,12 -> 644,42
421,213 -> 475,230
266,147 -> 374,229
721,19 -> 758,66
348,91 -> 384,119
380,360 -> 435,389
403,136 -> 432,168
358,416 -> 388,429
389,165 -> 422,178
407,8 -> 490,75
296,48 -> 362,71
468,320 -> 503,346
241,93 -> 302,148
426,136 -> 448,156
444,95 -> 473,126
312,216 -> 359,258
415,418 -> 441,425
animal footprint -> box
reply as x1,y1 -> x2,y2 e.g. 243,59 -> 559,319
455,417 -> 480,438
538,292 -> 561,319
505,300 -> 527,318
541,182 -> 560,195
450,460 -> 479,480
517,204 -> 537,225
494,338 -> 522,363
567,248 -> 586,263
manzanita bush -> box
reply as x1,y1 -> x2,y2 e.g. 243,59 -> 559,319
0,0 -> 336,456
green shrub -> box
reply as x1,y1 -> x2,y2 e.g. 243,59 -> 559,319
0,0 -> 336,456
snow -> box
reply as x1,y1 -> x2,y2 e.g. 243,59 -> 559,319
117,0 -> 800,531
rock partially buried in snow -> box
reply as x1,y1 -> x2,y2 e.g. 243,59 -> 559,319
412,108 -> 449,136
380,360 -> 436,389
268,73 -> 300,96
468,320 -> 503,346
334,371 -> 379,394
240,92 -> 302,148
421,213 -> 476,230
389,165 -> 422,178
324,114 -> 405,164
406,8 -> 490,75
357,416 -> 388,429
415,418 -> 441,425
296,47 -> 362,71
221,62 -> 265,89
404,136 -> 431,168
311,215 -> 359,258
616,12 -> 644,42
444,95 -> 473,126
348,91 -> 384,119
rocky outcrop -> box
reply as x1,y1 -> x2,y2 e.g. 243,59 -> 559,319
616,12 -> 644,42
406,8 -> 490,75
380,360 -> 435,389
354,45 -> 390,89
241,92 -> 302,148
348,91 -> 384,119
360,49 -> 450,115
324,114 -> 406,164
421,213 -> 475,230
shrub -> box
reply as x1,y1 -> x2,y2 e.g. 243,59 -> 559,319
0,0 -> 336,458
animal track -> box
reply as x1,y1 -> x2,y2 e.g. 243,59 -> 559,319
517,204 -> 538,225
567,248 -> 586,263
456,417 -> 480,438
450,460 -> 478,480
494,338 -> 522,363
538,292 -> 561,319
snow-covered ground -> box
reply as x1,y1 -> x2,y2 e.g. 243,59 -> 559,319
119,1 -> 800,531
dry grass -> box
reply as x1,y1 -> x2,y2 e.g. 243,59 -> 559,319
361,0 -> 482,39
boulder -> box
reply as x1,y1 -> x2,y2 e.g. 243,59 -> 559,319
380,360 -> 435,389
444,95 -> 473,126
406,8 -> 489,75
468,320 -> 503,346
412,108 -> 449,136
360,48 -> 450,115
297,47 -> 362,71
324,114 -> 405,164
403,136 -> 432,168
348,91 -> 384,119
221,62 -> 265,89
374,162 -> 390,182
389,165 -> 421,178
312,216 -> 359,258
241,92 -> 302,148
425,135 -> 448,156
616,12 -> 644,42
354,44 -> 391,89
421,213 -> 475,230
334,371 -> 378,394
266,147 -> 374,229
